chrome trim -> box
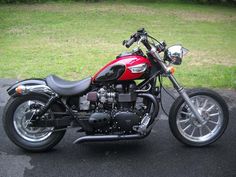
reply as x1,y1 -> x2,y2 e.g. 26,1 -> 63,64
135,84 -> 151,92
167,45 -> 183,60
128,63 -> 147,73
13,100 -> 53,142
16,85 -> 54,95
176,95 -> 223,143
179,89 -> 205,124
133,114 -> 151,135
137,35 -> 146,47
165,45 -> 189,65
73,134 -> 146,144
150,47 -> 169,72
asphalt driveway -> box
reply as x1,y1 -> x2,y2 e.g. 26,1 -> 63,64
0,79 -> 235,177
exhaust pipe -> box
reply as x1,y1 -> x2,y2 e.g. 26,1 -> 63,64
73,134 -> 146,144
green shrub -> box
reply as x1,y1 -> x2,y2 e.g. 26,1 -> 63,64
193,0 -> 236,4
0,0 -> 235,5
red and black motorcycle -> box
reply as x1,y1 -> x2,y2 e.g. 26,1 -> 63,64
3,28 -> 229,152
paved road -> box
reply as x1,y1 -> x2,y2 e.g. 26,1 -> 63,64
0,79 -> 236,177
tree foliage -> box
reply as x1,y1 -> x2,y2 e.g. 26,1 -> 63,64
0,0 -> 235,5
194,0 -> 236,4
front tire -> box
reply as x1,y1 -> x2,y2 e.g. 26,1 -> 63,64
3,94 -> 66,152
169,89 -> 229,147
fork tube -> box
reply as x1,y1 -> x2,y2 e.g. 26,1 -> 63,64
168,74 -> 205,124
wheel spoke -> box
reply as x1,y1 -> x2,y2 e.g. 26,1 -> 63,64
27,101 -> 33,106
196,97 -> 200,107
207,104 -> 215,112
178,118 -> 190,123
204,124 -> 212,133
183,124 -> 192,131
199,127 -> 203,136
202,99 -> 208,109
209,112 -> 219,117
190,127 -> 196,137
180,111 -> 191,115
208,120 -> 219,125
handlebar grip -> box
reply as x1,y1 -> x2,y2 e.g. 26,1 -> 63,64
125,37 -> 136,48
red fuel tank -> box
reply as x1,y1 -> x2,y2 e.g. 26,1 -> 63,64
93,55 -> 151,82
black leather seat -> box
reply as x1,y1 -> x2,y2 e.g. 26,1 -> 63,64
46,75 -> 91,96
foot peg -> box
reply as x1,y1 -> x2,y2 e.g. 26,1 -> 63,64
133,114 -> 151,135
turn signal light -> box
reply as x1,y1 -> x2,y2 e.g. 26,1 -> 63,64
170,66 -> 175,74
15,85 -> 25,94
167,66 -> 175,75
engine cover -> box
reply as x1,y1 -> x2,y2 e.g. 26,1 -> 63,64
89,112 -> 111,128
113,111 -> 140,132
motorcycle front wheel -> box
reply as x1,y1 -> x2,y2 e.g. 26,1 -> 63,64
169,89 -> 229,147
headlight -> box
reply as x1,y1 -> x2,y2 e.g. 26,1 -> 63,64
164,45 -> 189,65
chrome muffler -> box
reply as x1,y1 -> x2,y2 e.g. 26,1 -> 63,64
73,134 -> 146,144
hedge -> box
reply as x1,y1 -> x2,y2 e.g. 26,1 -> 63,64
0,0 -> 235,5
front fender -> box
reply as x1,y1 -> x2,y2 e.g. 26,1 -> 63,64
7,79 -> 46,96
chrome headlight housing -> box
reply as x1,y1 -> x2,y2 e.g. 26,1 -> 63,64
164,45 -> 189,65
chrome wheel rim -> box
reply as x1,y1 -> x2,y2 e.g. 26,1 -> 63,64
13,100 -> 53,142
176,95 -> 223,143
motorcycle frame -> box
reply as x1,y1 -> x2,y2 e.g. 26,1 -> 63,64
7,32 -> 205,134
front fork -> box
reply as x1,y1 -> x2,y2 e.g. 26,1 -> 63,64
168,75 -> 205,124
151,48 -> 205,124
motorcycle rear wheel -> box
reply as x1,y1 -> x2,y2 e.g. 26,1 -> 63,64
169,89 -> 229,147
3,94 -> 66,152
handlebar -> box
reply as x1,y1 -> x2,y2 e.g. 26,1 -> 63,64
123,28 -> 146,48
123,28 -> 153,50
123,28 -> 165,53
123,36 -> 136,48
123,28 -> 168,66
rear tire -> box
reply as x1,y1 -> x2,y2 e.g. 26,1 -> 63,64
169,89 -> 229,147
3,94 -> 66,152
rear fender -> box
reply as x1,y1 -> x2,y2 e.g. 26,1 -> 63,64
7,79 -> 47,96
7,79 -> 66,116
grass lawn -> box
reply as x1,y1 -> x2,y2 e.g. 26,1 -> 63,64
0,1 -> 235,89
